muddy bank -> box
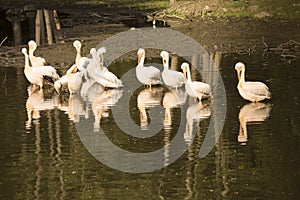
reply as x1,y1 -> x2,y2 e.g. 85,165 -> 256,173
0,3 -> 300,73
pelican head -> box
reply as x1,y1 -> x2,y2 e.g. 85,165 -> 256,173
235,62 -> 245,81
160,51 -> 169,65
235,62 -> 245,71
137,48 -> 145,55
137,48 -> 145,64
28,40 -> 37,52
21,48 -> 27,55
90,48 -> 96,55
181,62 -> 189,71
73,40 -> 81,50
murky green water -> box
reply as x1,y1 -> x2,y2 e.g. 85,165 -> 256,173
0,50 -> 299,199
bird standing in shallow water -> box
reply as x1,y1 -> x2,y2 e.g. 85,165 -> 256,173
160,51 -> 184,89
181,62 -> 210,101
235,62 -> 271,102
136,48 -> 162,88
22,48 -> 59,89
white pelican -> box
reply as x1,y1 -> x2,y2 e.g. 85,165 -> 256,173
22,48 -> 59,89
90,47 -> 123,88
66,64 -> 83,94
28,40 -> 46,67
160,51 -> 184,89
235,62 -> 271,102
136,48 -> 162,88
73,40 -> 90,75
181,62 -> 210,101
238,102 -> 272,143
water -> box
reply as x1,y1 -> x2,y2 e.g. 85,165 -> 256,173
0,48 -> 299,199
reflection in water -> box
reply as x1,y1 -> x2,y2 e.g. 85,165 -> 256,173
163,88 -> 187,128
92,88 -> 123,132
6,47 -> 298,199
238,102 -> 272,143
184,101 -> 211,144
137,87 -> 163,130
67,94 -> 85,123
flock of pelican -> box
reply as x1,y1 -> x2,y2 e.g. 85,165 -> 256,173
22,40 -> 272,103
22,40 -> 272,144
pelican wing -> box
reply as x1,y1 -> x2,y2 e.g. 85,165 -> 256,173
96,71 -> 123,88
148,66 -> 161,80
243,81 -> 271,98
191,81 -> 210,95
31,65 -> 59,80
162,70 -> 184,88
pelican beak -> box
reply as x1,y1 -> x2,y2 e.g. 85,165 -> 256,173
138,53 -> 142,63
183,69 -> 187,80
236,69 -> 241,81
162,58 -> 166,65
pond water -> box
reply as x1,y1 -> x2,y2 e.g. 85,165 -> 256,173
0,47 -> 299,199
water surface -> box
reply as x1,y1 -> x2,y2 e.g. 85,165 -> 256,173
0,50 -> 300,199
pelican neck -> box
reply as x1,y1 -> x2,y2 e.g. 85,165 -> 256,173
186,66 -> 192,82
239,68 -> 246,84
137,53 -> 145,68
163,56 -> 169,70
23,52 -> 30,68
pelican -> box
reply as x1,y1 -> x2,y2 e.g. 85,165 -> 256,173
22,48 -> 59,89
136,48 -> 162,88
235,62 -> 271,102
90,47 -> 123,88
28,40 -> 46,67
66,64 -> 83,94
181,62 -> 210,101
73,40 -> 90,75
238,102 -> 272,143
160,51 -> 184,89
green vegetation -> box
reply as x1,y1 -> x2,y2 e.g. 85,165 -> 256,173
97,0 -> 169,9
218,0 -> 300,19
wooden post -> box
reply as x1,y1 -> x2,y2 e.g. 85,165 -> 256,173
35,10 -> 41,45
53,10 -> 61,30
170,53 -> 178,70
39,10 -> 46,45
49,10 -> 59,43
44,9 -> 53,45
24,4 -> 37,40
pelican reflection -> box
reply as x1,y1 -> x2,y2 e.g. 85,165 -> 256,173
26,86 -> 57,129
92,89 -> 123,132
184,101 -> 211,144
238,102 -> 272,143
163,88 -> 187,128
67,94 -> 85,123
137,87 -> 163,130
